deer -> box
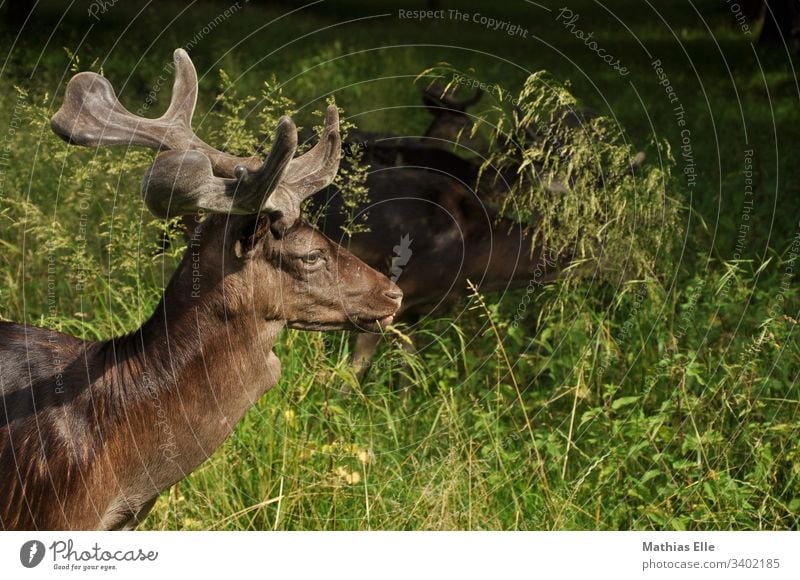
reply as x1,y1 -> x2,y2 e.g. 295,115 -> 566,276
0,48 -> 402,530
311,109 -> 563,372
421,81 -> 484,153
313,82 -> 644,373
312,162 -> 561,373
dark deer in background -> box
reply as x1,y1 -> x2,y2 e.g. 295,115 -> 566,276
314,82 -> 645,372
313,163 -> 560,372
422,81 -> 645,171
0,49 -> 401,530
312,86 -> 562,371
340,83 -> 485,170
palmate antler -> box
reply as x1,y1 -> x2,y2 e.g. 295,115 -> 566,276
50,48 -> 341,228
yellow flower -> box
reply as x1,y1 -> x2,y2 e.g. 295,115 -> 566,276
357,449 -> 375,465
334,466 -> 362,485
283,409 -> 297,428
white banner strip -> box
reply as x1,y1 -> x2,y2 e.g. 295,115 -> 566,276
1,531 -> 798,579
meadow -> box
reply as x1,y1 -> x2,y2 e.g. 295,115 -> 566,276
0,0 -> 798,530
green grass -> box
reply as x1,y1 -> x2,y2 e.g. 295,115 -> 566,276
0,0 -> 798,530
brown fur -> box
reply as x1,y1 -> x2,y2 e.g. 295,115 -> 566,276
0,214 -> 401,530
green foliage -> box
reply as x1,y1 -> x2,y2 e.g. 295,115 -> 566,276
507,73 -> 679,283
138,260 -> 799,530
211,69 -> 258,156
420,65 -> 681,285
321,98 -> 372,236
1,0 -> 797,532
0,85 -> 171,338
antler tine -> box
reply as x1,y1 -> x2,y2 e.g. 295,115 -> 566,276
51,48 -> 273,177
51,48 -> 202,152
264,104 -> 341,229
162,48 -> 199,133
141,116 -> 297,218
449,86 -> 483,109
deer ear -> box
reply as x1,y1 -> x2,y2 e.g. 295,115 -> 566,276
422,90 -> 442,115
234,216 -> 271,258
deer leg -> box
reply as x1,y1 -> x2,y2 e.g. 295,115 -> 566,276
352,330 -> 419,389
352,332 -> 383,378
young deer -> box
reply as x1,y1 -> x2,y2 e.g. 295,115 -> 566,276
0,49 -> 401,530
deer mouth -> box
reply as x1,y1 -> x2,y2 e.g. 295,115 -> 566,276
287,314 -> 395,332
353,314 -> 395,333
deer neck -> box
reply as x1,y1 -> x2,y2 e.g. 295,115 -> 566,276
101,238 -> 284,502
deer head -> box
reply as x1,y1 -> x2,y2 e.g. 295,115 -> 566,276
51,48 -> 401,332
422,82 -> 483,149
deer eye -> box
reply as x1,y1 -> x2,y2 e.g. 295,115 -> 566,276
301,250 -> 324,266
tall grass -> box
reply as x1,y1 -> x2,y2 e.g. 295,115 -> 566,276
0,0 -> 798,530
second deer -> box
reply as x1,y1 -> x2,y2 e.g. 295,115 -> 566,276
313,81 -> 645,373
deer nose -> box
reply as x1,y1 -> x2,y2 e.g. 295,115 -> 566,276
384,285 -> 403,302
